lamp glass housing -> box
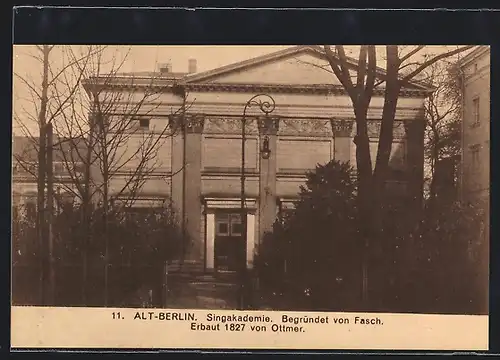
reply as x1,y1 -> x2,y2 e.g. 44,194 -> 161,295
261,136 -> 271,159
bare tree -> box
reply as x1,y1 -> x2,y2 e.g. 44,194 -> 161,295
13,44 -> 99,305
320,45 -> 475,304
13,45 -> 191,305
422,61 -> 462,202
53,46 -> 193,305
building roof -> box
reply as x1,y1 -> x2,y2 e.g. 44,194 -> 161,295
457,45 -> 490,68
112,71 -> 188,79
83,45 -> 435,94
183,45 -> 432,90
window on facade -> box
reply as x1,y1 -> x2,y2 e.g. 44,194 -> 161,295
230,219 -> 242,235
24,200 -> 37,219
470,144 -> 481,172
138,118 -> 150,129
74,162 -> 86,174
230,214 -> 242,236
13,162 -> 37,175
231,223 -> 243,235
53,162 -> 66,174
216,221 -> 230,236
215,213 -> 243,237
472,97 -> 480,126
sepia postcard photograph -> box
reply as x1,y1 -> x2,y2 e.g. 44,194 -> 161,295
11,43 -> 490,350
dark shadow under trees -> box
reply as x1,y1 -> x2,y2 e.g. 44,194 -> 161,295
255,159 -> 487,315
12,201 -> 184,307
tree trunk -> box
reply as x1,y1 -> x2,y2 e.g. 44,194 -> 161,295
36,45 -> 51,305
428,133 -> 440,203
37,125 -> 46,304
98,109 -> 110,307
373,46 -> 402,199
368,46 -> 402,307
324,44 -> 476,311
352,109 -> 374,307
46,123 -> 55,305
81,114 -> 96,305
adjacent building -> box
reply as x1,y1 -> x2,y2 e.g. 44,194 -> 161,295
458,45 -> 490,206
83,45 -> 432,274
12,135 -> 85,211
457,46 -> 490,281
457,46 -> 490,313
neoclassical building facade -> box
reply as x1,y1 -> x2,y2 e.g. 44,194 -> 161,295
85,46 -> 432,273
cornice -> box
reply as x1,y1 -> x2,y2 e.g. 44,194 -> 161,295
458,46 -> 490,68
95,81 -> 431,99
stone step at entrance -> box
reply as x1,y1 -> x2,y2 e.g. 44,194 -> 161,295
165,270 -> 241,309
166,260 -> 205,275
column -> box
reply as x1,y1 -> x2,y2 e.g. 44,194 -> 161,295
246,213 -> 256,269
331,119 -> 354,163
257,116 -> 279,244
205,211 -> 215,270
184,114 -> 204,262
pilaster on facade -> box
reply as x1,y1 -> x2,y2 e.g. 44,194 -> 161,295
331,119 -> 354,137
168,113 -> 183,132
168,113 -> 205,134
185,114 -> 205,134
258,116 -> 279,242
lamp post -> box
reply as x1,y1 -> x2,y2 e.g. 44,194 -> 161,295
239,94 -> 275,310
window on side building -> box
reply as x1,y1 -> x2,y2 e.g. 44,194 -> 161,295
470,144 -> 481,172
472,97 -> 480,126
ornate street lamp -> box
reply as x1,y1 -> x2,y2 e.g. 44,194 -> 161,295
261,136 -> 271,160
239,94 -> 276,310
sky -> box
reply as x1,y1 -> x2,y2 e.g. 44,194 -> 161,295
12,45 -> 474,136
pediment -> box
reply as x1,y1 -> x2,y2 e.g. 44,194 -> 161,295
184,46 -> 431,92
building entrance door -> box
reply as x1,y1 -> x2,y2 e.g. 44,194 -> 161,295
214,212 -> 245,272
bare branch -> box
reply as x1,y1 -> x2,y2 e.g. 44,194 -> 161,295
399,45 -> 425,64
14,72 -> 42,101
364,46 -> 377,108
401,45 -> 476,84
356,46 -> 368,93
293,58 -> 333,74
323,45 -> 356,100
